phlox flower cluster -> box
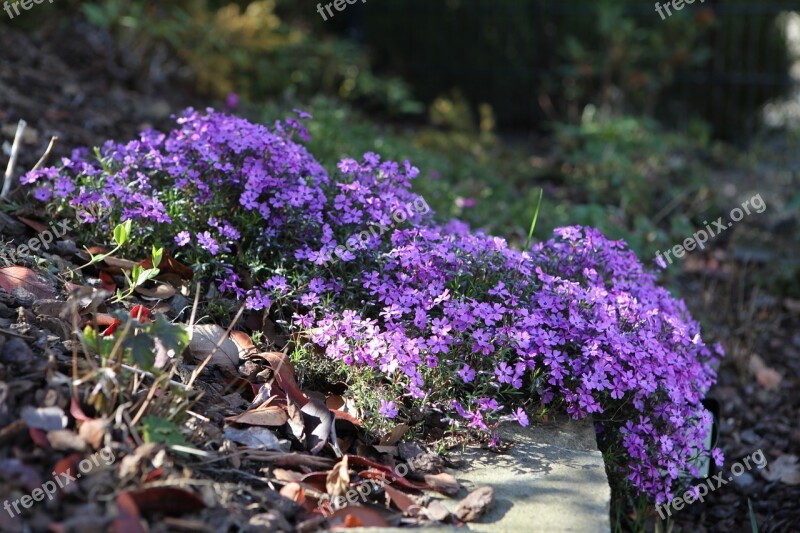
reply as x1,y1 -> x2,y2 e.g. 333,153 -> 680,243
22,109 -> 722,503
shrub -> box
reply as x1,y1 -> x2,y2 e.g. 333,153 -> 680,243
23,109 -> 722,504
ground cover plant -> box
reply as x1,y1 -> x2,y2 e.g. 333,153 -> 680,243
21,108 -> 724,508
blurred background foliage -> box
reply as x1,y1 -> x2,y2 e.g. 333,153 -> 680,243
3,0 -> 798,287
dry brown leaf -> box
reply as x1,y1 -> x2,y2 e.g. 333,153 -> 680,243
225,405 -> 288,427
326,395 -> 345,410
188,324 -> 245,374
78,419 -> 108,450
326,455 -> 350,497
0,266 -> 55,299
423,472 -> 461,496
761,455 -> 800,485
749,354 -> 782,391
383,484 -> 420,516
271,468 -> 305,483
279,482 -> 305,503
328,507 -> 391,529
134,282 -> 177,300
380,423 -> 410,446
301,396 -> 336,455
455,486 -> 494,522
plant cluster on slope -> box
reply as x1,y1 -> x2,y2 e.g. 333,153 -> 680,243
23,108 -> 723,504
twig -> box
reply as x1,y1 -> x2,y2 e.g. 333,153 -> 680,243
31,135 -> 58,172
1,119 -> 26,201
186,303 -> 246,389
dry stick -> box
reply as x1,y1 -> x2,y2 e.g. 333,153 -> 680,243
30,136 -> 58,172
186,303 -> 246,390
1,119 -> 26,200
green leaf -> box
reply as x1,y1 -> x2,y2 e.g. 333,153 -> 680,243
136,268 -> 159,287
139,416 -> 189,447
113,220 -> 132,247
748,498 -> 759,533
151,245 -> 163,268
525,188 -> 544,249
121,331 -> 155,370
148,316 -> 190,357
82,325 -> 98,351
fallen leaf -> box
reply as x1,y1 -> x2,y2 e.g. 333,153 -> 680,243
134,282 -> 177,300
328,506 -> 391,529
423,472 -> 461,496
301,397 -> 337,455
29,428 -> 51,449
358,469 -> 428,491
327,456 -> 350,497
16,216 -> 48,233
299,471 -> 328,493
380,423 -> 409,446
279,482 -> 305,503
761,455 -> 800,485
383,484 -> 420,516
32,299 -> 67,319
0,266 -> 55,298
138,252 -> 193,280
286,394 -> 306,442
127,487 -> 206,516
455,486 -> 494,522
262,352 -> 307,407
53,454 -> 82,495
113,492 -> 146,533
226,405 -> 288,427
272,469 -> 305,483
78,419 -> 107,449
99,271 -> 117,293
749,354 -> 782,391
332,409 -> 362,427
46,429 -> 87,451
188,324 -> 245,374
327,395 -> 345,410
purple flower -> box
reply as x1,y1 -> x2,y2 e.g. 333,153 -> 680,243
459,364 -> 476,383
225,92 -> 239,110
197,231 -> 219,255
175,231 -> 191,247
379,400 -> 398,419
712,448 -> 724,467
513,407 -> 529,427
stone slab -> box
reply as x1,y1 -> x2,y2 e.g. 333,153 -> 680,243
355,416 -> 610,533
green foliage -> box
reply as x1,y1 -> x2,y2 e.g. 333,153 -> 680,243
254,97 -> 721,259
77,0 -> 421,116
139,415 -> 190,446
83,313 -> 190,372
363,0 -> 791,135
548,112 -> 718,258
